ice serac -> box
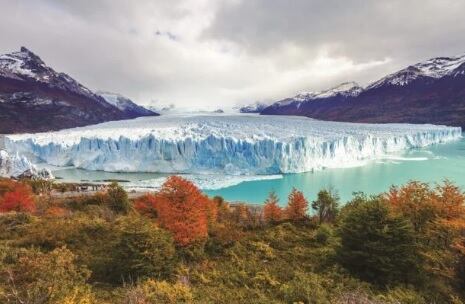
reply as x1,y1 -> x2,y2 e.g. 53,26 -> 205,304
0,149 -> 53,179
4,115 -> 462,175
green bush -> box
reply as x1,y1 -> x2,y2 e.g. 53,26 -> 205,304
315,223 -> 333,244
123,279 -> 193,304
107,182 -> 130,214
0,246 -> 94,304
379,287 -> 427,304
111,215 -> 177,283
279,272 -> 332,304
337,197 -> 421,287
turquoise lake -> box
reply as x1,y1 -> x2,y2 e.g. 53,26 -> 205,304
52,136 -> 465,206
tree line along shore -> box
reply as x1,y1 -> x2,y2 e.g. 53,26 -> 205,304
0,176 -> 465,303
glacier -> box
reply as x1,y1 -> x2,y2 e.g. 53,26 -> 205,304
0,149 -> 53,179
3,114 -> 462,175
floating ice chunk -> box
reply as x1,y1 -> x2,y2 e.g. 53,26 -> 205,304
124,174 -> 284,191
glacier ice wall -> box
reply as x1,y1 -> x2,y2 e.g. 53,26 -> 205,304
0,150 -> 35,177
4,114 -> 462,175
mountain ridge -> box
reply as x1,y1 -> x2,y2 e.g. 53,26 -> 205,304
261,53 -> 465,128
0,47 -> 157,134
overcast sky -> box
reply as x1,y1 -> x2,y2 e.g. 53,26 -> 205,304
1,0 -> 465,109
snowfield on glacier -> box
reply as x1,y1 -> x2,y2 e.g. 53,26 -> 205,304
4,114 -> 462,175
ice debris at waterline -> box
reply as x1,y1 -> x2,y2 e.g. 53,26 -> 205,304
0,150 -> 53,179
124,174 -> 284,191
4,114 -> 462,175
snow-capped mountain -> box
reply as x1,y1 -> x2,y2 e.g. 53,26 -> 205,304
97,91 -> 157,117
0,47 -> 158,133
293,81 -> 363,101
0,47 -> 100,101
238,102 -> 270,113
267,82 -> 363,110
262,82 -> 363,116
367,55 -> 465,89
262,53 -> 465,127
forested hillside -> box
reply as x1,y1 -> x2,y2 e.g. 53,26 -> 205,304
0,177 -> 464,303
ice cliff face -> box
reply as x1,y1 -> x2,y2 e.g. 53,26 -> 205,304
0,150 -> 35,177
4,115 -> 462,175
0,149 -> 53,179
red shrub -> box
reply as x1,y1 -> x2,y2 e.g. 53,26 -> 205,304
134,193 -> 159,218
0,182 -> 35,213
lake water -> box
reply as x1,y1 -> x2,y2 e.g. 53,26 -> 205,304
51,136 -> 465,206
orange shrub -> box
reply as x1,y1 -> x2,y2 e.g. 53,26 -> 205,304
263,192 -> 283,223
386,180 -> 465,279
285,188 -> 308,221
155,176 -> 213,246
386,181 -> 465,235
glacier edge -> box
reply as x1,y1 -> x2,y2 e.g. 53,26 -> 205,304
3,115 -> 462,175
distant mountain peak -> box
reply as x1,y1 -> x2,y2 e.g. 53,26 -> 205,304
19,46 -> 41,60
261,51 -> 465,128
97,91 -> 157,117
0,47 -> 159,133
0,47 -> 49,80
294,81 -> 363,101
0,47 -> 101,100
238,101 -> 270,113
368,53 -> 465,89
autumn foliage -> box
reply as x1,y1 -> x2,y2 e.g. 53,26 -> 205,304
263,192 -> 283,223
386,180 -> 465,280
285,188 -> 308,221
134,193 -> 159,218
137,176 -> 217,246
386,181 -> 465,237
0,181 -> 35,213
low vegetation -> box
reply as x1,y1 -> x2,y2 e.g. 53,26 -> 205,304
0,176 -> 465,303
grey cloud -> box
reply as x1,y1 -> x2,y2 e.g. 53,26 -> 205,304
0,0 -> 464,109
205,0 -> 465,66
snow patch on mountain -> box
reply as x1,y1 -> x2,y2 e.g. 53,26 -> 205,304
4,114 -> 461,175
0,47 -> 97,99
368,54 -> 465,89
296,82 -> 363,101
238,102 -> 270,113
272,82 -> 363,108
98,91 -> 156,116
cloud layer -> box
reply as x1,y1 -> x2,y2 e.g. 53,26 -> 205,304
1,0 -> 464,109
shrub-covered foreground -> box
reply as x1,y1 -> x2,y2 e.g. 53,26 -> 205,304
1,177 -> 465,303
